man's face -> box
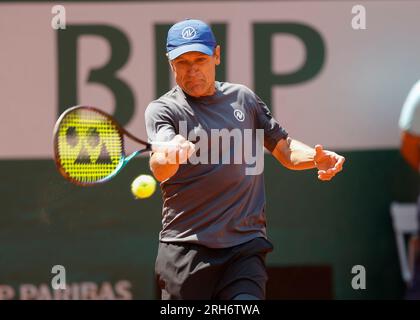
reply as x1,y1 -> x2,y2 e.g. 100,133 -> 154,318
170,46 -> 221,98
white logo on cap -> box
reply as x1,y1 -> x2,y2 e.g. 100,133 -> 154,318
182,26 -> 196,40
234,109 -> 245,122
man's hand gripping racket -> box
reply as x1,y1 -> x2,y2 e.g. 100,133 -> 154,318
53,106 -> 190,186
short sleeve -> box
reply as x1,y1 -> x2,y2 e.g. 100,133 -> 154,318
253,93 -> 288,152
144,102 -> 177,143
399,80 -> 420,135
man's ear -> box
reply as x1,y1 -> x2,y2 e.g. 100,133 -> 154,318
167,54 -> 175,72
214,45 -> 221,66
169,60 -> 175,72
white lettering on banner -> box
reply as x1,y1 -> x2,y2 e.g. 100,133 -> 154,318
0,281 -> 132,300
20,284 -> 38,300
0,285 -> 15,300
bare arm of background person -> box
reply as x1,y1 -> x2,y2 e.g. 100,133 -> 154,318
400,131 -> 420,172
271,137 -> 345,181
399,130 -> 420,274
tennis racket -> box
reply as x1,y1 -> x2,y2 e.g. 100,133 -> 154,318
53,105 -> 173,186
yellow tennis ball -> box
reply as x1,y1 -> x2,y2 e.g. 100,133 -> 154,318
131,174 -> 156,199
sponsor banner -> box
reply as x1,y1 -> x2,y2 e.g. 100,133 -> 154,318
0,281 -> 132,300
0,150 -> 413,299
1,1 -> 419,156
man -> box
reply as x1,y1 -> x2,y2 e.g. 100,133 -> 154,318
145,19 -> 345,300
399,79 -> 420,299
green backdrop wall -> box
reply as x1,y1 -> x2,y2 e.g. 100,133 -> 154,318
1,150 -> 417,299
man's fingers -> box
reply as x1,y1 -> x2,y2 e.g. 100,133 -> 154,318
154,152 -> 168,165
187,142 -> 196,158
328,155 -> 345,174
335,155 -> 345,170
318,171 -> 334,180
315,144 -> 323,155
318,168 -> 337,175
318,169 -> 341,181
327,163 -> 342,175
161,135 -> 195,164
173,134 -> 187,144
316,149 -> 345,181
177,141 -> 196,163
166,147 -> 178,164
326,168 -> 334,174
318,175 -> 333,181
318,172 -> 333,179
178,148 -> 187,164
318,169 -> 337,180
314,144 -> 326,164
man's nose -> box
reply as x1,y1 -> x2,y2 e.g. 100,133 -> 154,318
187,64 -> 199,75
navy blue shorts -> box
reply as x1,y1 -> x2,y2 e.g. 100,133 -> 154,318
155,237 -> 273,300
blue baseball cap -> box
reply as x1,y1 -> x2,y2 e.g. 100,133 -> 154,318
166,19 -> 216,60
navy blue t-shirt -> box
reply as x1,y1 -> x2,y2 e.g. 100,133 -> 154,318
145,81 -> 288,248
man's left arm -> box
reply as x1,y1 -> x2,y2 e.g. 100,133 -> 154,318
271,137 -> 345,181
249,89 -> 345,180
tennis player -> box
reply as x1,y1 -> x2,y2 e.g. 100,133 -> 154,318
145,19 -> 345,300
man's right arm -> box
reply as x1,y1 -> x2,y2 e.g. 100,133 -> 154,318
149,134 -> 195,182
145,102 -> 184,182
150,152 -> 179,182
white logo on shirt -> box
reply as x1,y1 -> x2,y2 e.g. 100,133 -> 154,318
181,27 -> 196,40
234,109 -> 245,122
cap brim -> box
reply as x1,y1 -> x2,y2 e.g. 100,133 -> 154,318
167,43 -> 214,60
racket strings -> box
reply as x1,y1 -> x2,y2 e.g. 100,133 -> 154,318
56,109 -> 124,184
